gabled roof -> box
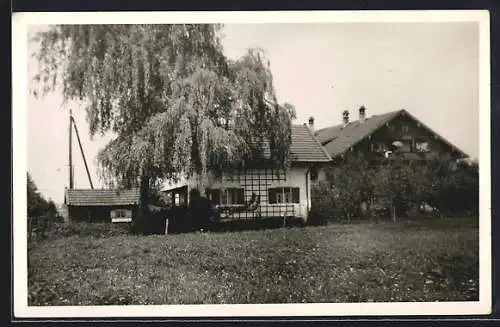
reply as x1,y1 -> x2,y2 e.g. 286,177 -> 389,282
315,109 -> 468,158
290,124 -> 332,162
65,188 -> 140,206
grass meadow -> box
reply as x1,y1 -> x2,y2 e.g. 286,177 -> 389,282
27,217 -> 479,305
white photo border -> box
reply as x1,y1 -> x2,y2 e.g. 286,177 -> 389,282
11,10 -> 492,318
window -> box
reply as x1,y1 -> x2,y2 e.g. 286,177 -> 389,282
211,188 -> 244,205
112,209 -> 131,218
374,142 -> 388,153
111,209 -> 132,223
393,139 -> 412,152
268,187 -> 300,204
415,141 -> 430,153
402,124 -> 409,133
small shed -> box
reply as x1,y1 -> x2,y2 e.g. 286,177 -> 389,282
64,188 -> 140,223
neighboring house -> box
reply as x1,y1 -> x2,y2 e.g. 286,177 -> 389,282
161,124 -> 332,223
312,106 -> 468,180
64,188 -> 140,223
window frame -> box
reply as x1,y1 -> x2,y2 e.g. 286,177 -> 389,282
268,187 -> 300,204
375,142 -> 389,153
211,187 -> 245,206
111,209 -> 132,223
415,141 -> 430,153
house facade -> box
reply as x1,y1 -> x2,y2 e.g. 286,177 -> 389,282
312,107 -> 468,180
64,188 -> 140,223
161,124 -> 332,223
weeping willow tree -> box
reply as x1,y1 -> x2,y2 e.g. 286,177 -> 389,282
31,24 -> 296,233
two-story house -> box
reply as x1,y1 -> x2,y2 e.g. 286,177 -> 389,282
311,106 -> 469,180
161,124 -> 332,224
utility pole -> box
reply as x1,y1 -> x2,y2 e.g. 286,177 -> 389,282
68,108 -> 74,189
71,116 -> 94,189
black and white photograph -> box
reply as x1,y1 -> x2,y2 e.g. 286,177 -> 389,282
12,10 -> 491,318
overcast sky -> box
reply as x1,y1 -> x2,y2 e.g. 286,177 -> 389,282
26,22 -> 480,204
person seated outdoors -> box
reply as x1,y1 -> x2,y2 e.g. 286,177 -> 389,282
245,192 -> 260,211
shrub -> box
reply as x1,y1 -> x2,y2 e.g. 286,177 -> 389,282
311,154 -> 479,223
48,222 -> 130,238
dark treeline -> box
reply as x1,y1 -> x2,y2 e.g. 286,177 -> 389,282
310,154 -> 479,224
27,172 -> 59,219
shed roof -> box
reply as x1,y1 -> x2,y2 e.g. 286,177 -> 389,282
65,188 -> 140,206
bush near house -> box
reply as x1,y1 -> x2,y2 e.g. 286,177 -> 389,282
310,155 -> 479,224
46,222 -> 131,238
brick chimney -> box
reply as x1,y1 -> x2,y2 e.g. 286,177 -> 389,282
308,116 -> 314,131
359,106 -> 366,123
342,110 -> 350,126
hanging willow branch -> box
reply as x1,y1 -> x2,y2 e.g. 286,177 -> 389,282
32,24 -> 296,189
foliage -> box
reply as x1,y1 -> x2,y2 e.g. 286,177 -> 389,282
27,172 -> 57,218
310,155 -> 375,223
31,25 -> 296,233
47,222 -> 130,238
28,217 -> 479,305
311,155 -> 479,222
426,158 -> 479,216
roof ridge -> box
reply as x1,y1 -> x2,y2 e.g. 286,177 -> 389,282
318,109 -> 403,131
317,109 -> 403,158
399,110 -> 468,158
331,110 -> 402,155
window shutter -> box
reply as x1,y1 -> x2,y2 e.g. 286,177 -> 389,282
268,188 -> 276,204
221,189 -> 227,205
292,188 -> 300,203
284,188 -> 291,203
237,188 -> 244,204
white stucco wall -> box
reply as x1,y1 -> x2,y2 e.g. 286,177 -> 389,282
161,166 -> 312,221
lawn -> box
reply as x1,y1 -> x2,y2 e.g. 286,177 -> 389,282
27,217 -> 479,305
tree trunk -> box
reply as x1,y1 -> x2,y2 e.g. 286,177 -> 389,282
132,174 -> 151,235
